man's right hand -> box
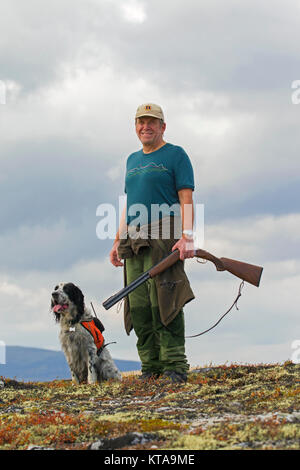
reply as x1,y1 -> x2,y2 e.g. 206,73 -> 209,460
109,240 -> 124,267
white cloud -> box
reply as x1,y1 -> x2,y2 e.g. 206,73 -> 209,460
202,212 -> 300,262
121,0 -> 147,23
0,62 -> 160,158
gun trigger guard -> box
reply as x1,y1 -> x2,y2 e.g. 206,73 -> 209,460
196,258 -> 207,264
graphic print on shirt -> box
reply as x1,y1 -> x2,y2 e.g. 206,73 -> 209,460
126,162 -> 169,178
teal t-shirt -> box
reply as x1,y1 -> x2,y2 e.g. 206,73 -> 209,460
125,143 -> 194,225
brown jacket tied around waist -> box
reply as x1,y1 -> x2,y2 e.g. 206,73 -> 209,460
117,217 -> 195,335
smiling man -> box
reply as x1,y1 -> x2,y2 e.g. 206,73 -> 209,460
135,110 -> 166,152
109,103 -> 195,383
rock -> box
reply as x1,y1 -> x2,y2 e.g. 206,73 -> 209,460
190,368 -> 213,374
278,411 -> 300,423
89,432 -> 158,450
27,445 -> 55,450
228,401 -> 243,410
236,441 -> 253,449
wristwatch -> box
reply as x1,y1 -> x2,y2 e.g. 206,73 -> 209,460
182,229 -> 194,240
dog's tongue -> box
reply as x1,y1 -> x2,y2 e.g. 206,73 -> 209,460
53,304 -> 68,313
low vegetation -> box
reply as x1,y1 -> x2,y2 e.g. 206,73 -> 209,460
0,361 -> 299,450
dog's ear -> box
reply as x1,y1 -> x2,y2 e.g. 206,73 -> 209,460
63,283 -> 85,316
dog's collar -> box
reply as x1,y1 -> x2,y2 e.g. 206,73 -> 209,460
62,325 -> 76,333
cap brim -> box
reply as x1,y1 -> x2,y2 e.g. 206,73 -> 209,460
135,113 -> 163,120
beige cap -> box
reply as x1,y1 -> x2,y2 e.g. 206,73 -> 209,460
135,103 -> 164,121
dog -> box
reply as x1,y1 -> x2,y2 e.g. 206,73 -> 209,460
51,282 -> 122,384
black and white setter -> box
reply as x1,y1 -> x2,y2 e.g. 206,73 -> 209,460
51,282 -> 121,384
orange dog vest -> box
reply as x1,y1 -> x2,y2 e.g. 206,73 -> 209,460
81,319 -> 104,351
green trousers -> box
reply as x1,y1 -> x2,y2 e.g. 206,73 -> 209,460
126,246 -> 189,375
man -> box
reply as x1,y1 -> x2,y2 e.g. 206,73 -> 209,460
109,103 -> 195,383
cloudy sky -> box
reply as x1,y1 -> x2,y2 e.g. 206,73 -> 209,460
0,0 -> 299,367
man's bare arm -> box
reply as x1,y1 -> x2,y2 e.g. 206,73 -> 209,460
109,204 -> 127,267
172,188 -> 194,260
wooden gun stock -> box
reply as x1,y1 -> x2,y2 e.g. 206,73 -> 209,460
102,249 -> 263,310
193,249 -> 263,288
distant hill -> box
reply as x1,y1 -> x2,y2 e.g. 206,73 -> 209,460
0,346 -> 140,382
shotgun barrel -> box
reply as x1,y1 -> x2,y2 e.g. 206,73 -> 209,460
102,249 -> 263,310
102,272 -> 149,310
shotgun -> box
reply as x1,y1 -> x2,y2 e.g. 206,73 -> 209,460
102,249 -> 263,310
